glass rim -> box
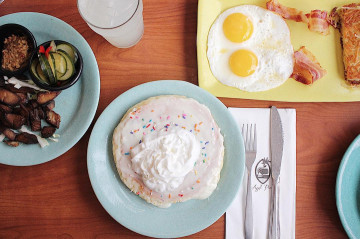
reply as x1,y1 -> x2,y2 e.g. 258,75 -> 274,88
77,0 -> 140,30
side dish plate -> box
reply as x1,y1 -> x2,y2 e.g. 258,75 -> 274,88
0,13 -> 100,166
197,0 -> 360,102
336,135 -> 360,239
87,80 -> 245,238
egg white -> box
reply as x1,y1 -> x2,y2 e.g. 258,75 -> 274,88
207,5 -> 294,92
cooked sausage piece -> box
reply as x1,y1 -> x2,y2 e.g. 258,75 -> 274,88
29,99 -> 38,109
43,100 -> 55,111
41,126 -> 56,138
30,108 -> 41,131
0,124 -> 17,140
0,88 -> 21,106
14,104 -> 30,125
37,91 -> 61,105
0,103 -> 12,113
45,110 -> 61,129
4,140 -> 19,147
2,129 -> 16,141
2,113 -> 26,129
37,107 -> 45,119
3,128 -> 17,140
4,84 -> 35,94
15,132 -> 38,144
16,93 -> 28,104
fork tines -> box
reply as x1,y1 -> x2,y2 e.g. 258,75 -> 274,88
242,124 -> 257,151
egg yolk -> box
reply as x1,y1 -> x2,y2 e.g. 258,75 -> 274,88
223,13 -> 253,43
229,50 -> 258,77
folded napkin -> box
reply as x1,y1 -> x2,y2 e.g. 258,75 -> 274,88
226,108 -> 296,239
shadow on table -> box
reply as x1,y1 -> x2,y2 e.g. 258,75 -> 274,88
183,0 -> 198,85
315,133 -> 354,235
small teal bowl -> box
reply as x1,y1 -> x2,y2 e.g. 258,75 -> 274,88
336,135 -> 360,239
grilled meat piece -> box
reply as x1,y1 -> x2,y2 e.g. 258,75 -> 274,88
43,100 -> 55,111
37,107 -> 45,119
4,140 -> 19,147
3,128 -> 17,140
0,88 -> 21,106
45,110 -> 61,129
15,104 -> 30,125
1,113 -> 26,129
0,127 -> 17,140
28,99 -> 38,109
0,103 -> 12,113
41,126 -> 56,138
37,91 -> 61,105
30,108 -> 41,131
4,84 -> 35,94
16,92 -> 28,104
15,132 -> 38,144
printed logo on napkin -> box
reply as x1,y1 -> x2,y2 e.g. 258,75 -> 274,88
255,157 -> 271,184
253,157 -> 274,192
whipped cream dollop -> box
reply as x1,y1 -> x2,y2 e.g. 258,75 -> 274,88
130,128 -> 200,193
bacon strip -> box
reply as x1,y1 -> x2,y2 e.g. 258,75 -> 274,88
328,7 -> 340,29
306,10 -> 330,35
291,46 -> 327,85
266,0 -> 308,23
266,0 -> 330,35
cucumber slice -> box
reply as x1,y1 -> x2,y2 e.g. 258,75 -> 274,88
30,58 -> 39,79
36,62 -> 50,84
38,54 -> 56,84
47,54 -> 56,80
49,41 -> 57,52
57,51 -> 75,81
51,52 -> 67,75
56,44 -> 76,63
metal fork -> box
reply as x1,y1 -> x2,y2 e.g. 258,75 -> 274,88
242,124 -> 257,239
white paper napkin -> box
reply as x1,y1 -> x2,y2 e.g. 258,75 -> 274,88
226,108 -> 296,239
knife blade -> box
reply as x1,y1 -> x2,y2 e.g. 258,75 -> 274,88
268,106 -> 284,239
270,106 -> 284,180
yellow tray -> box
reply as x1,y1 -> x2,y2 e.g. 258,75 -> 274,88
197,0 -> 359,102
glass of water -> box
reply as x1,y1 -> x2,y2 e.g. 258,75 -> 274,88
77,0 -> 144,48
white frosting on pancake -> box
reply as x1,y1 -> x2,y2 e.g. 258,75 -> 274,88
112,95 -> 224,208
131,127 -> 200,193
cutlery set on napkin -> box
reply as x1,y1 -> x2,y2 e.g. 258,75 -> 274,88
226,107 -> 296,239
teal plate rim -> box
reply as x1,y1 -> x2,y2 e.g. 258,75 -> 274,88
336,134 -> 360,239
0,12 -> 100,166
87,80 -> 245,238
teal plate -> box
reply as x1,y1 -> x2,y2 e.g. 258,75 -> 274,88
87,80 -> 244,238
336,135 -> 360,239
0,13 -> 100,166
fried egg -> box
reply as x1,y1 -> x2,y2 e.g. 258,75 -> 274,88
207,5 -> 294,92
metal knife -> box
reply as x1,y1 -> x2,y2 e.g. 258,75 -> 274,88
268,106 -> 284,239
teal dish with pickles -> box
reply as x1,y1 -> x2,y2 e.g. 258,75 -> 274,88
29,40 -> 83,91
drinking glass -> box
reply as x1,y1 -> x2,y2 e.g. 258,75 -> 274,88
77,0 -> 144,48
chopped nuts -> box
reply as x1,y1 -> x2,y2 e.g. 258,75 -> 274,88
1,34 -> 29,71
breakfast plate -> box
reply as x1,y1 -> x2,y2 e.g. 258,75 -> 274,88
197,0 -> 360,102
0,13 -> 100,166
87,80 -> 245,238
336,135 -> 360,239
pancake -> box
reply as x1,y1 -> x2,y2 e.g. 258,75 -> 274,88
112,95 -> 224,208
